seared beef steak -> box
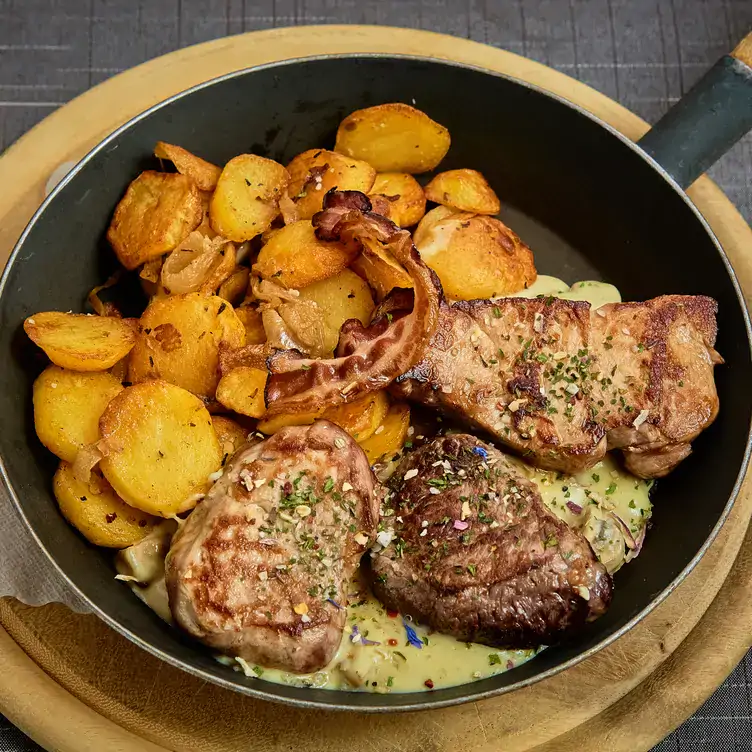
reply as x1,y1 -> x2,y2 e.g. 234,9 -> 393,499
370,434 -> 612,649
166,421 -> 380,673
392,295 -> 720,477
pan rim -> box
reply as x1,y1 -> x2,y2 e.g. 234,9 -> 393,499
1,51 -> 751,713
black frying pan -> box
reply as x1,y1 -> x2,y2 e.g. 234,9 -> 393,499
1,33 -> 752,713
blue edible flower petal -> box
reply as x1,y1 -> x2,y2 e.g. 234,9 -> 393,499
403,618 -> 424,649
350,624 -> 380,646
472,446 -> 488,459
326,598 -> 343,610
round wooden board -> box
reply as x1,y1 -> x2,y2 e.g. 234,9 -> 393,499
0,24 -> 750,752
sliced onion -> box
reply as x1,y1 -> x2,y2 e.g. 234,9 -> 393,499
87,272 -> 122,317
160,231 -> 233,295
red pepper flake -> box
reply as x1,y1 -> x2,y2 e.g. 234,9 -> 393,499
387,609 -> 399,618
387,638 -> 398,646
506,660 -> 514,670
424,679 -> 434,689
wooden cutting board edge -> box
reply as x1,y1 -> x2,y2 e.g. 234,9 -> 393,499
0,25 -> 750,752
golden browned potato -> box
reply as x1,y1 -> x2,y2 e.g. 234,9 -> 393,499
215,366 -> 268,419
286,149 -> 376,220
154,142 -> 222,192
359,402 -> 411,463
210,155 -> 290,242
54,462 -> 158,548
335,104 -> 450,173
424,168 -> 500,214
212,415 -> 249,460
33,366 -> 123,463
252,220 -> 358,289
350,237 -> 413,300
235,306 -> 267,344
369,173 -> 426,227
257,391 -> 389,442
323,390 -> 389,443
99,381 -> 221,517
128,292 -> 245,401
217,266 -> 250,305
24,312 -> 138,371
414,207 -> 536,299
297,269 -> 375,354
107,171 -> 203,270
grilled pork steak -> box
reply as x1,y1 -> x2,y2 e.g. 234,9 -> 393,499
370,434 -> 612,648
166,421 -> 380,673
391,294 -> 720,477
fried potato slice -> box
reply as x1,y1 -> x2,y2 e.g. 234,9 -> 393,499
54,462 -> 158,548
351,238 -> 414,301
210,155 -> 290,242
359,402 -> 411,463
258,391 -> 389,442
414,207 -> 536,299
99,381 -> 221,517
424,168 -> 501,215
252,220 -> 358,288
33,366 -> 123,463
107,171 -> 203,270
235,306 -> 267,344
297,269 -> 375,355
215,366 -> 268,418
212,415 -> 249,460
24,312 -> 138,371
217,266 -> 250,305
286,149 -> 376,220
335,103 -> 450,173
369,172 -> 426,227
154,142 -> 222,192
323,390 -> 389,443
128,292 -> 245,401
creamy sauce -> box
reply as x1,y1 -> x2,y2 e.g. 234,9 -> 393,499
507,275 -> 622,309
115,278 -> 652,693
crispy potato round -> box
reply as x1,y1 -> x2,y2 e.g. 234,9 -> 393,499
351,238 -> 414,301
369,173 -> 426,227
359,402 -> 411,463
414,209 -> 537,299
256,411 -> 321,435
424,168 -> 501,215
297,269 -> 375,355
215,367 -> 268,418
286,149 -> 376,220
252,220 -> 358,289
335,103 -> 450,173
128,293 -> 245,400
412,204 -> 471,247
210,155 -> 290,242
54,462 -> 158,548
99,381 -> 221,517
107,171 -> 203,270
154,142 -> 222,192
323,390 -> 389,443
217,266 -> 250,305
235,306 -> 267,344
24,312 -> 138,371
212,415 -> 250,460
33,366 -> 123,463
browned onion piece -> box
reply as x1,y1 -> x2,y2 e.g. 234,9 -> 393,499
264,189 -> 441,417
160,231 -> 233,295
87,272 -> 123,318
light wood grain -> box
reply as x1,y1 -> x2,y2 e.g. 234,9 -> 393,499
0,25 -> 750,752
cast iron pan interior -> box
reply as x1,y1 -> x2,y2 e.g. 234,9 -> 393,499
1,56 -> 750,711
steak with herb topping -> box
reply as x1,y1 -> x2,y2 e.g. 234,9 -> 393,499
166,420 -> 380,673
391,294 -> 720,477
370,434 -> 612,648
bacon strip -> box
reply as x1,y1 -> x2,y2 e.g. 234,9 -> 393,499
263,190 -> 441,417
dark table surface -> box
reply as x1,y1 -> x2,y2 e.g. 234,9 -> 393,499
1,1 -> 751,750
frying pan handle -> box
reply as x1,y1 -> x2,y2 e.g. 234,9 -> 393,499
638,33 -> 752,189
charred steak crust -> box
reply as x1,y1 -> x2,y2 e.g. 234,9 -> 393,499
392,294 -> 720,477
370,434 -> 612,649
166,421 -> 380,673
